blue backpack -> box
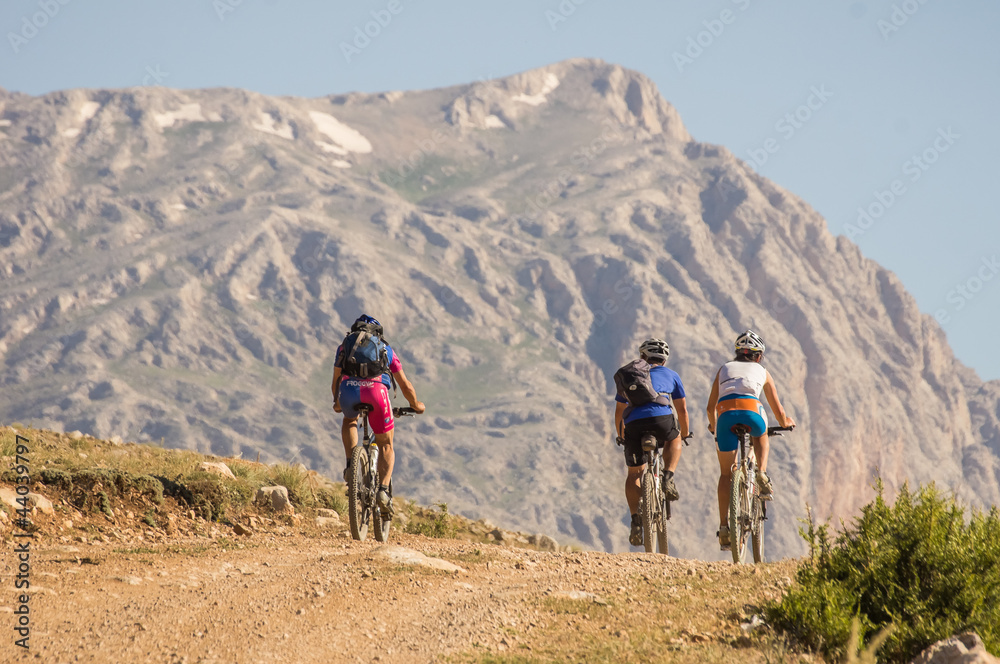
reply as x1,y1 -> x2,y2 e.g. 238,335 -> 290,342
341,326 -> 390,379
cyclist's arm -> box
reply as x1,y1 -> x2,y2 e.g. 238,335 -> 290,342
673,397 -> 690,439
331,366 -> 342,412
614,401 -> 626,438
392,368 -> 425,413
762,371 -> 795,429
706,370 -> 720,434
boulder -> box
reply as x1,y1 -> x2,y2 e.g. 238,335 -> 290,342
373,546 -> 466,573
316,508 -> 340,519
0,488 -> 54,515
315,516 -> 339,528
255,486 -> 293,513
536,534 -> 559,552
26,493 -> 54,515
910,633 -> 999,664
68,431 -> 84,440
198,461 -> 235,479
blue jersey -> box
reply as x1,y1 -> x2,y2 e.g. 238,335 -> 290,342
615,365 -> 686,424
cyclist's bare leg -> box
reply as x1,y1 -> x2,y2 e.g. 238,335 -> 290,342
625,465 -> 644,514
751,433 -> 770,473
374,430 -> 395,487
341,416 -> 359,460
663,435 -> 682,473
717,450 -> 737,528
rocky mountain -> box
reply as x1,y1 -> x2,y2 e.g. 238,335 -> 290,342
1,58 -> 998,558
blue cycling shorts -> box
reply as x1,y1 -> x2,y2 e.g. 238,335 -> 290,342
716,398 -> 767,452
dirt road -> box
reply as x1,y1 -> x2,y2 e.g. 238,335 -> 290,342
2,527 -> 800,664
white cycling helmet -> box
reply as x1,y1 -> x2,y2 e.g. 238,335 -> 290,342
638,338 -> 670,363
735,329 -> 766,354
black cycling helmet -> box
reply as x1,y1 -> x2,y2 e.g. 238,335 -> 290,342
352,314 -> 383,334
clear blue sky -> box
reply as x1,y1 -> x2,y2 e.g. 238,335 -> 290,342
3,0 -> 998,379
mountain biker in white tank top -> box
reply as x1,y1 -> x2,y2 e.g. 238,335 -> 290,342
705,330 -> 795,551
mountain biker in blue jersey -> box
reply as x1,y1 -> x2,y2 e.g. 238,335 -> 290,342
332,315 -> 425,514
614,339 -> 690,547
706,330 -> 795,550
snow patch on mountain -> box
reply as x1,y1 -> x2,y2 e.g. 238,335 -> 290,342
513,73 -> 560,106
253,112 -> 294,140
309,111 -> 372,154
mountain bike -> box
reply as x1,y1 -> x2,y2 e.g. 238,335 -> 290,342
347,405 -> 417,542
728,425 -> 793,564
619,433 -> 691,555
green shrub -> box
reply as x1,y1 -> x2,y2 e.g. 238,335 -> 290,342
132,475 -> 164,505
39,468 -> 73,490
182,471 -> 255,521
268,463 -> 309,505
767,480 -> 1000,663
405,502 -> 454,538
315,487 -> 347,515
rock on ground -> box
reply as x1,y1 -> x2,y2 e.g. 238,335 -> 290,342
910,633 -> 999,664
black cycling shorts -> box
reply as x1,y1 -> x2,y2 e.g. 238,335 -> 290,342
623,414 -> 680,467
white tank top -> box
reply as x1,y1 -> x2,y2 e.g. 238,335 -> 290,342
717,361 -> 767,399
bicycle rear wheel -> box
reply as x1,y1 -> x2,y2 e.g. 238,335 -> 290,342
751,498 -> 765,563
729,466 -> 749,564
373,477 -> 392,543
348,443 -> 371,541
640,471 -> 660,554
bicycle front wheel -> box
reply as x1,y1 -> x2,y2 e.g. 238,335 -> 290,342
348,443 -> 371,541
729,466 -> 748,564
751,498 -> 765,563
640,471 -> 660,554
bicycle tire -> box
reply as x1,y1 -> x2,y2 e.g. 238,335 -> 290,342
656,495 -> 669,555
640,470 -> 659,554
751,498 -> 765,563
729,466 -> 748,564
373,476 -> 392,543
348,443 -> 370,541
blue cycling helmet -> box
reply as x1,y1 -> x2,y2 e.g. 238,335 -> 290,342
351,314 -> 382,333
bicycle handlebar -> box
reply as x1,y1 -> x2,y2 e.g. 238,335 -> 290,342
393,407 -> 420,417
767,426 -> 795,436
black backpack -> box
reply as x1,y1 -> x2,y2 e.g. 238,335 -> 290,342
340,323 -> 390,379
614,359 -> 671,408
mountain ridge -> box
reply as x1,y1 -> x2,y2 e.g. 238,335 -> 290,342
1,58 -> 998,558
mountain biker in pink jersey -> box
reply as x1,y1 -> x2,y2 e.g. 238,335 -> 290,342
706,330 -> 795,550
332,315 -> 425,513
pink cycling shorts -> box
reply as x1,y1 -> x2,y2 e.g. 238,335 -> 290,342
339,378 -> 394,434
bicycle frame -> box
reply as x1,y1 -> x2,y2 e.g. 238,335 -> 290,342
729,425 -> 792,563
638,434 -> 670,554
